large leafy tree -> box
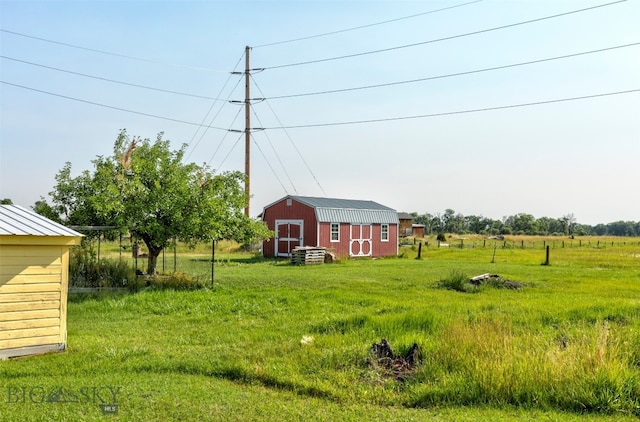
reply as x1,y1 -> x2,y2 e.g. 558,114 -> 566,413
49,129 -> 270,274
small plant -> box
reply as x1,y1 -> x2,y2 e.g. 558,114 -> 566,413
437,269 -> 476,293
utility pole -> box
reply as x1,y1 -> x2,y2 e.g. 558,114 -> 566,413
244,46 -> 251,217
231,47 -> 263,217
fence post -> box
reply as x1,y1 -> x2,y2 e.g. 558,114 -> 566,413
417,242 -> 422,259
544,245 -> 550,265
211,239 -> 215,289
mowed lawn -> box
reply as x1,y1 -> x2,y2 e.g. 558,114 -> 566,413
1,237 -> 639,421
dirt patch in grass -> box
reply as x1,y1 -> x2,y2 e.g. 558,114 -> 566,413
368,339 -> 421,382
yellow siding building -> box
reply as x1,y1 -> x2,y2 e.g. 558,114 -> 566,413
0,205 -> 82,359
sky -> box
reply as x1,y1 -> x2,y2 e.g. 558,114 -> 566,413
1,0 -> 638,226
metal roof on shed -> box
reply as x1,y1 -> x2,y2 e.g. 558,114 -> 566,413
397,212 -> 414,220
0,205 -> 83,237
288,196 -> 399,224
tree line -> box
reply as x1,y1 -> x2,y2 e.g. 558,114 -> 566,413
410,209 -> 640,237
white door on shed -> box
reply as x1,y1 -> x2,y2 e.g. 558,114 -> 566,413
350,224 -> 372,257
275,220 -> 303,257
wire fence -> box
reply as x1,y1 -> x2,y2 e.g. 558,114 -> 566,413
409,238 -> 640,250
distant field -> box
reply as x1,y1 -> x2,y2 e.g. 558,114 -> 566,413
1,236 -> 639,421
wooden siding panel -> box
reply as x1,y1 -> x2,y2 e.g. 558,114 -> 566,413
1,266 -> 62,278
0,336 -> 61,350
0,317 -> 61,331
0,256 -> 61,266
0,300 -> 61,313
371,224 -> 399,257
0,309 -> 61,322
0,326 -> 60,341
0,246 -> 62,258
0,283 -> 61,294
262,198 -> 318,258
0,292 -> 61,303
1,274 -> 61,284
318,222 -> 351,257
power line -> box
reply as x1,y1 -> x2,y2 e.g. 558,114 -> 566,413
252,76 -> 327,196
253,0 -> 483,48
0,28 -> 228,73
264,0 -> 628,70
5,81 -> 637,134
186,52 -> 246,161
0,80 -> 229,130
250,107 -> 298,195
186,76 -> 243,159
206,105 -> 244,168
263,89 -> 640,129
265,42 -> 640,100
0,55 -> 225,100
250,132 -> 291,196
213,132 -> 244,170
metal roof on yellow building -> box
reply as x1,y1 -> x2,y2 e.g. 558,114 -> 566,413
0,205 -> 82,237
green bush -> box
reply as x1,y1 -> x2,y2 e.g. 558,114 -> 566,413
437,269 -> 476,293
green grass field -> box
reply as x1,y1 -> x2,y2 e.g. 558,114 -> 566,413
1,236 -> 639,421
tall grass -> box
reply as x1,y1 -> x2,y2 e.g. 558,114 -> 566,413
2,237 -> 639,420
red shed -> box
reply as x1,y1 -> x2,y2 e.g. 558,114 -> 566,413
261,195 -> 398,259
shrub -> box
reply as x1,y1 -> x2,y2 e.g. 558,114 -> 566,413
437,270 -> 476,293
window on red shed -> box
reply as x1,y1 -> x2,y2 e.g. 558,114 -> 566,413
330,223 -> 339,242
